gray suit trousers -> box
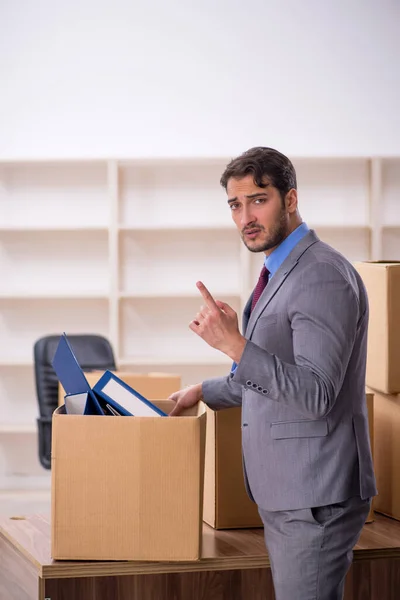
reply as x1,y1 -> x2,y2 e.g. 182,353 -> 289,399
258,495 -> 371,600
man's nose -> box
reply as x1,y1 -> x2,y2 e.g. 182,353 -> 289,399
240,206 -> 256,228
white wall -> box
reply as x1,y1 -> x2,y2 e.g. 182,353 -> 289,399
0,0 -> 399,159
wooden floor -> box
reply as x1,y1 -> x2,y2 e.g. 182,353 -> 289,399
0,512 -> 400,599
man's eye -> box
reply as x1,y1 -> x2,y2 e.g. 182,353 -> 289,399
254,197 -> 266,204
229,203 -> 240,211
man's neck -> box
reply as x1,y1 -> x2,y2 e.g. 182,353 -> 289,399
264,219 -> 303,257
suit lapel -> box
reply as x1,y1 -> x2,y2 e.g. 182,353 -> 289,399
242,296 -> 252,332
245,230 -> 320,339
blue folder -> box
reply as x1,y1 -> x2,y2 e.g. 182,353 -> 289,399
51,333 -> 104,415
93,371 -> 167,417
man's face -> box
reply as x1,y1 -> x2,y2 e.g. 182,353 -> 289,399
226,174 -> 289,254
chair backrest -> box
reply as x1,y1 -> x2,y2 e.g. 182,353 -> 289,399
33,334 -> 117,469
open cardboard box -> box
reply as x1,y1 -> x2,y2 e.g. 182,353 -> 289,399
51,400 -> 206,562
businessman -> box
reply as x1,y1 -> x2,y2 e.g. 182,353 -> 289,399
170,147 -> 377,600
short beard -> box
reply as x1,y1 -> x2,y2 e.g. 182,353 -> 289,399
242,209 -> 288,253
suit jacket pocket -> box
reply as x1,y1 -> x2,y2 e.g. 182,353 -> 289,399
270,419 -> 328,439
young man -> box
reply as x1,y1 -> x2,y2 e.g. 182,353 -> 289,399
169,146 -> 377,600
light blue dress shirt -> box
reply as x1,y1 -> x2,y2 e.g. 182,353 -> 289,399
264,221 -> 309,278
230,222 -> 310,373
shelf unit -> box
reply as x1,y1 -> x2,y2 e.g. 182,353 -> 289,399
0,156 -> 399,490
0,424 -> 37,434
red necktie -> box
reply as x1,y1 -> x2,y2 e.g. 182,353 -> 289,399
251,265 -> 270,312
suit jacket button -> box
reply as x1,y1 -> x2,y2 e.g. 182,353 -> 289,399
257,386 -> 263,391
262,389 -> 268,394
252,383 -> 258,388
246,380 -> 252,386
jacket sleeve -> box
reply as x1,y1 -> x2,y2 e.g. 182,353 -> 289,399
201,372 -> 243,410
231,261 -> 362,419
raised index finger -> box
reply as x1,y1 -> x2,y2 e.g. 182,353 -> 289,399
196,281 -> 219,310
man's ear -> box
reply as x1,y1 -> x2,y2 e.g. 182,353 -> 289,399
285,189 -> 298,213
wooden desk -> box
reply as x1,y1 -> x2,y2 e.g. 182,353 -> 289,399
1,514 -> 400,600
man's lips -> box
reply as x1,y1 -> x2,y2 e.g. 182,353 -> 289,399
243,228 -> 262,238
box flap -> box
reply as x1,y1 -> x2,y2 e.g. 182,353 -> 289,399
203,407 -> 216,526
355,261 -> 400,267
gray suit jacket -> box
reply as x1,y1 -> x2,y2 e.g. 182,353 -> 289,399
202,230 -> 377,511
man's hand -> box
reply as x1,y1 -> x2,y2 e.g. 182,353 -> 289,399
190,281 -> 247,363
169,383 -> 203,417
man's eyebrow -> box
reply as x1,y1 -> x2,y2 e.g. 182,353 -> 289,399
246,192 -> 269,198
227,191 -> 269,204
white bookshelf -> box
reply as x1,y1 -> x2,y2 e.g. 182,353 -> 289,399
119,228 -> 241,296
381,160 -> 400,259
0,162 -> 109,228
0,156 -> 399,493
0,298 -> 109,364
0,424 -> 37,434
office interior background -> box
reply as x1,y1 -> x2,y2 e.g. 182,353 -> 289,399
0,0 -> 399,516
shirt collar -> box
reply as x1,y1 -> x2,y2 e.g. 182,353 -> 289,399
265,222 -> 309,277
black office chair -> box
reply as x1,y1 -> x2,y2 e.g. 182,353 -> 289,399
34,334 -> 117,469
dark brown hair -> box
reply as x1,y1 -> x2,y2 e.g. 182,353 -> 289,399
220,147 -> 297,200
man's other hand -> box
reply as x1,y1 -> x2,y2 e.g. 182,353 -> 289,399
168,383 -> 203,417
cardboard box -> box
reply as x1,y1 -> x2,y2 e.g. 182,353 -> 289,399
51,400 -> 205,561
365,392 -> 374,523
58,371 -> 181,406
355,262 -> 400,394
367,387 -> 400,521
203,406 -> 262,529
203,396 -> 374,528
